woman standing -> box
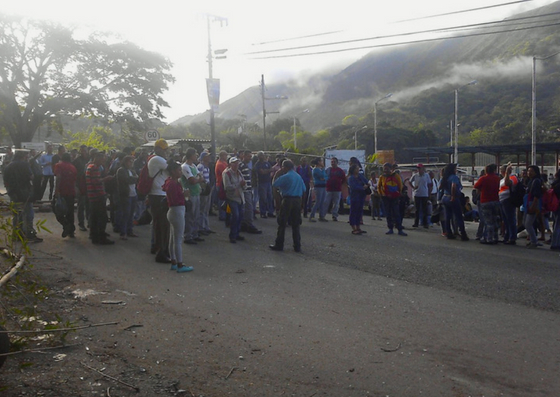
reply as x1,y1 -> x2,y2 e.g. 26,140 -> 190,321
440,163 -> 469,241
550,170 -> 560,250
163,160 -> 193,273
369,171 -> 382,220
523,165 -> 543,249
348,164 -> 369,234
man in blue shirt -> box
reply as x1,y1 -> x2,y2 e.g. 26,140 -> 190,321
269,160 -> 306,253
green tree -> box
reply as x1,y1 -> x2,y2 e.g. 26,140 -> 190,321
0,16 -> 174,148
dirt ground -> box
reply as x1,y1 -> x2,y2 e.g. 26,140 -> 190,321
0,252 -> 228,397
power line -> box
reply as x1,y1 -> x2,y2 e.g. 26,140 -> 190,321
248,0 -> 535,49
248,20 -> 560,60
246,11 -> 560,56
395,0 -> 534,23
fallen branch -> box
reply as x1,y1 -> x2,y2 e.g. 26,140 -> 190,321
0,343 -> 81,357
81,361 -> 140,392
0,321 -> 118,334
123,324 -> 143,331
0,254 -> 26,288
225,366 -> 237,380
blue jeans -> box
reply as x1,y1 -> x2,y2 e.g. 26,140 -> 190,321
258,183 -> 274,216
324,191 -> 342,219
442,196 -> 465,235
227,200 -> 244,240
524,212 -> 538,245
310,187 -> 327,219
480,201 -> 500,243
500,199 -> 517,242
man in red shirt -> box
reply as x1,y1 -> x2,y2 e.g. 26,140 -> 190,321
473,163 -> 501,244
324,157 -> 347,221
54,153 -> 77,238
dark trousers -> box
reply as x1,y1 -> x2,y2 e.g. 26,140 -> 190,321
382,196 -> 403,231
89,198 -> 108,243
77,194 -> 89,227
275,197 -> 302,250
149,195 -> 170,258
55,195 -> 75,235
40,175 -> 54,200
414,196 -> 429,226
302,183 -> 311,216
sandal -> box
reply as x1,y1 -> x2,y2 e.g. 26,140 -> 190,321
351,230 -> 361,235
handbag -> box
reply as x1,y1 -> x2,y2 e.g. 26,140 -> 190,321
364,186 -> 372,195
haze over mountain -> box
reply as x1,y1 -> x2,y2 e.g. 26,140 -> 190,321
173,1 -> 560,147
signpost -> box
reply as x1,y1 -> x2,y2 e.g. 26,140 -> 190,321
145,130 -> 160,142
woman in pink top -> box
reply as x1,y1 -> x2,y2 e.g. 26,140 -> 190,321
473,163 -> 501,244
163,160 -> 193,273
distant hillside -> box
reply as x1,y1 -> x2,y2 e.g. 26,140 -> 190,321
172,1 -> 560,145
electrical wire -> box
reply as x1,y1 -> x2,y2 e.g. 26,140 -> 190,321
248,20 -> 560,60
246,11 -> 560,56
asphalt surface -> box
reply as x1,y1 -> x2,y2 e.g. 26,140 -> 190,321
14,201 -> 557,397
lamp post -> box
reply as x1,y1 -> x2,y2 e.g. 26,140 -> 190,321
293,109 -> 309,150
374,93 -> 392,163
532,52 -> 560,165
354,125 -> 368,150
453,80 -> 477,163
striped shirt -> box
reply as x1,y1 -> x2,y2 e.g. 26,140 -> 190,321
239,161 -> 252,191
86,163 -> 105,200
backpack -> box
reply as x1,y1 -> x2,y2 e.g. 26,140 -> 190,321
136,155 -> 157,197
509,179 -> 526,208
542,188 -> 559,213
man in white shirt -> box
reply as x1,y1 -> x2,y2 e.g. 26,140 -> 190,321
410,164 -> 431,228
148,139 -> 170,263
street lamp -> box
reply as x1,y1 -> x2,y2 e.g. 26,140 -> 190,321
293,109 -> 309,150
374,93 -> 392,163
453,80 -> 477,163
354,125 -> 368,150
532,52 -> 560,165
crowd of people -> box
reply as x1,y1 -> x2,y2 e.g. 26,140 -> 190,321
3,139 -> 560,272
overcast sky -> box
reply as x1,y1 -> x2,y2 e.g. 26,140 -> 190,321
3,0 -> 557,123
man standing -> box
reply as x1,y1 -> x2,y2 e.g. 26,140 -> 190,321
182,148 -> 205,245
296,156 -> 313,218
148,139 -> 171,262
239,149 -> 262,234
4,149 -> 42,242
197,151 -> 214,235
39,144 -> 55,200
269,160 -> 306,253
73,145 -> 90,231
254,151 -> 275,218
28,149 -> 43,202
54,153 -> 77,238
86,151 -> 114,245
323,157 -> 346,221
378,162 -> 407,236
222,157 -> 246,243
410,164 -> 431,228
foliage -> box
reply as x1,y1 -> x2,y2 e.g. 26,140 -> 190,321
0,15 -> 174,148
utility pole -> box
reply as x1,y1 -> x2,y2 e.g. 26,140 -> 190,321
205,14 -> 227,162
260,74 -> 287,151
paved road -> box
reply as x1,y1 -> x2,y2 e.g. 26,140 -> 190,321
14,200 -> 560,396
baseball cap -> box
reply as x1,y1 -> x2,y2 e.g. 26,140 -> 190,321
154,139 -> 169,150
229,157 -> 240,164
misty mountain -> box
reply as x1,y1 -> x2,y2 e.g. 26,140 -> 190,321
173,1 -> 560,146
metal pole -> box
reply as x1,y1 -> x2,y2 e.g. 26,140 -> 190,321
293,116 -> 297,149
261,75 -> 266,151
454,89 -> 459,164
374,103 -> 378,161
531,56 -> 537,165
206,17 -> 216,162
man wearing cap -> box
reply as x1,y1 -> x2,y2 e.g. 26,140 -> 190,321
222,156 -> 246,243
269,160 -> 306,253
148,139 -> 171,262
4,149 -> 42,242
410,164 -> 431,229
